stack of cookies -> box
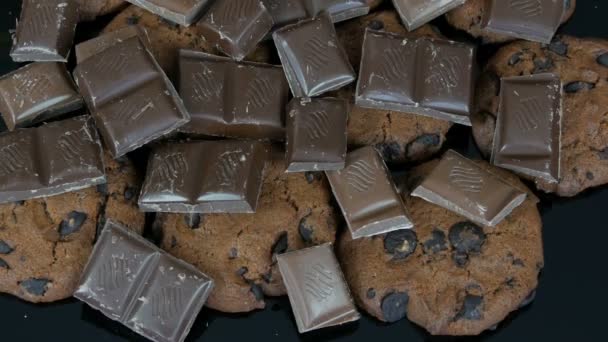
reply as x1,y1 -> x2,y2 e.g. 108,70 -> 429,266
0,0 -> 606,340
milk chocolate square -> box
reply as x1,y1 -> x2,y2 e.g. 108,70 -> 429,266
0,63 -> 82,130
10,0 -> 79,62
286,98 -> 348,172
411,150 -> 527,227
198,0 -> 273,61
273,13 -> 356,98
178,50 -> 289,140
125,0 -> 210,26
326,146 -> 413,239
276,243 -> 360,333
74,220 -> 214,342
356,29 -> 475,125
392,0 -> 465,30
482,0 -> 566,43
492,73 -> 562,183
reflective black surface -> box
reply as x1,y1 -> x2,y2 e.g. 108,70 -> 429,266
1,0 -> 607,341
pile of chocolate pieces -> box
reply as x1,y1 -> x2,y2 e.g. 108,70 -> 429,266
0,0 -> 566,341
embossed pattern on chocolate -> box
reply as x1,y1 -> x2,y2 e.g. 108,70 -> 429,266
125,0 -> 210,26
392,0 -> 465,30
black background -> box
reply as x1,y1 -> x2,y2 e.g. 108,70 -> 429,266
1,1 -> 607,341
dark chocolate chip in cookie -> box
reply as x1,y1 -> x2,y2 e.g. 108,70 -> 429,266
597,52 -> 608,67
236,267 -> 248,277
0,240 -> 14,254
384,230 -> 417,260
548,38 -> 568,56
250,283 -> 264,301
449,222 -> 486,255
377,142 -> 402,163
455,294 -> 483,321
366,288 -> 376,299
508,52 -> 523,66
229,247 -> 238,259
367,19 -> 384,30
381,292 -> 409,323
0,258 -> 9,269
96,183 -> 108,194
519,289 -> 537,308
423,229 -> 448,254
184,213 -> 202,229
586,172 -> 594,180
406,134 -> 441,160
533,57 -> 553,73
19,278 -> 50,296
58,211 -> 87,237
298,216 -> 314,243
170,236 -> 177,249
123,186 -> 137,200
564,81 -> 595,93
272,232 -> 289,255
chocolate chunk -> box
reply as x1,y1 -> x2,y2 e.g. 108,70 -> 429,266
384,230 -> 418,260
598,148 -> 608,160
326,146 -> 413,239
548,38 -> 568,55
237,267 -> 249,277
0,258 -> 8,269
455,294 -> 483,320
96,184 -> 108,195
449,221 -> 486,255
519,289 -> 537,308
367,19 -> 384,30
19,278 -> 50,296
381,291 -> 409,323
272,232 -> 289,255
412,150 -> 527,226
366,288 -> 376,299
124,0 -> 208,26
564,81 -> 595,93
59,211 -> 88,237
492,73 -> 562,182
264,0 -> 369,27
74,220 -> 214,342
586,172 -> 594,180
177,50 -> 289,139
513,258 -> 525,267
0,240 -> 14,254
250,283 -> 264,301
76,26 -> 153,65
377,142 -> 402,162
185,213 -> 202,229
406,134 -> 441,160
286,97 -> 348,172
298,216 -> 314,243
276,243 -> 360,333
229,247 -> 238,259
304,172 -> 320,184
392,0 -> 465,30
123,186 -> 137,201
423,229 -> 448,254
453,252 -> 469,267
508,52 -> 524,66
597,53 -> 608,67
139,141 -> 269,213
533,58 -> 553,73
356,30 -> 476,126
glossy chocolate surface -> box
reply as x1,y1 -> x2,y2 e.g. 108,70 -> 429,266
392,0 -> 465,30
125,0 -> 210,26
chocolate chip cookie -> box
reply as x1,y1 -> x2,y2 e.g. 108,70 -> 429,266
445,0 -> 576,44
337,158 -> 543,335
77,0 -> 127,21
0,154 -> 145,303
335,11 -> 453,163
102,5 -> 272,78
472,36 -> 608,196
155,150 -> 338,313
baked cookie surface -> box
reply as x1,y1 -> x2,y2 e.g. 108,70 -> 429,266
445,0 -> 576,44
336,11 -> 453,164
337,158 -> 543,335
0,154 -> 145,303
156,152 -> 338,313
472,36 -> 608,196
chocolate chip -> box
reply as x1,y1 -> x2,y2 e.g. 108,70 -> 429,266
406,134 -> 441,159
453,252 -> 469,267
381,292 -> 409,323
455,294 -> 483,321
0,258 -> 9,269
519,289 -> 537,308
508,52 -> 523,66
597,52 -> 608,67
96,183 -> 108,194
533,57 -> 553,73
126,15 -> 140,25
229,247 -> 238,259
384,230 -> 417,260
586,172 -> 594,180
19,278 -> 50,296
504,277 -> 516,288
237,267 -> 248,277
423,229 -> 447,254
184,213 -> 202,229
124,186 -> 137,201
305,172 -> 316,184
377,142 -> 402,163
564,81 -> 595,93
250,283 -> 264,301
548,38 -> 568,56
367,19 -> 384,30
598,148 -> 608,160
0,240 -> 13,254
58,211 -> 87,237
448,221 -> 486,255
272,232 -> 288,255
170,236 -> 177,249
298,216 -> 314,243
366,288 -> 376,299
513,258 -> 525,267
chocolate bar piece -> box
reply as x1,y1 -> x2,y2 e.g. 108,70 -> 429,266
10,0 -> 79,62
263,0 -> 369,27
482,0 -> 565,43
392,0 -> 466,30
492,73 -> 562,183
75,26 -> 153,64
139,140 -> 269,213
178,50 -> 289,139
74,37 -> 190,158
286,98 -> 348,172
274,13 -> 356,98
74,220 -> 214,342
0,116 -> 105,203
356,29 -> 475,126
276,243 -> 360,333
125,0 -> 210,26
326,146 -> 413,239
0,63 -> 83,131
411,150 -> 527,227
198,0 -> 273,61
